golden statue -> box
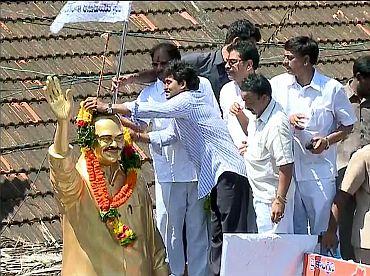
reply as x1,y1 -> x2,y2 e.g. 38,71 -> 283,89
43,76 -> 168,276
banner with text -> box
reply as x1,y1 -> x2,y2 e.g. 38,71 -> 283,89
50,1 -> 132,33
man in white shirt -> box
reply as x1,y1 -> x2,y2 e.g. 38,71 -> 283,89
122,43 -> 218,276
219,41 -> 259,232
219,40 -> 259,150
239,73 -> 295,233
270,36 -> 357,235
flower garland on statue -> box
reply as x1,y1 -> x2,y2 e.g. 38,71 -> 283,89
76,104 -> 141,247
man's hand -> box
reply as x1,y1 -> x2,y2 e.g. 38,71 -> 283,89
229,102 -> 243,116
120,116 -> 144,132
321,231 -> 338,250
289,113 -> 308,130
238,141 -> 248,156
128,128 -> 150,143
42,76 -> 74,121
82,97 -> 108,113
111,73 -> 138,91
309,137 -> 328,154
271,199 -> 285,224
128,128 -> 139,141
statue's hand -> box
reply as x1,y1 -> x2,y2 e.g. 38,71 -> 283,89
42,76 -> 74,121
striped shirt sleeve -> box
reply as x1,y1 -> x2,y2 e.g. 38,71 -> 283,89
127,92 -> 192,119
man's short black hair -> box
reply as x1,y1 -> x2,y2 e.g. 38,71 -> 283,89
226,41 -> 260,70
240,73 -> 272,98
284,36 -> 319,65
164,61 -> 200,91
149,42 -> 181,61
353,55 -> 370,78
225,19 -> 261,44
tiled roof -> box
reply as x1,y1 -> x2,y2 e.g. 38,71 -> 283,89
1,0 -> 369,249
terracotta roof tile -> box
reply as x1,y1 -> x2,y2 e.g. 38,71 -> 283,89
0,0 -> 368,245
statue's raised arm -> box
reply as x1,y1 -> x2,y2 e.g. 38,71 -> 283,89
42,76 -> 74,154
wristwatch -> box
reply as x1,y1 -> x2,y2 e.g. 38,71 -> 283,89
324,137 -> 330,150
106,103 -> 113,114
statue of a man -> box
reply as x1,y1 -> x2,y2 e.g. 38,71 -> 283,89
43,76 -> 168,276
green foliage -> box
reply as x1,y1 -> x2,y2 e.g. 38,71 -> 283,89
120,148 -> 141,173
100,208 -> 119,222
77,125 -> 96,148
203,194 -> 211,215
120,233 -> 137,246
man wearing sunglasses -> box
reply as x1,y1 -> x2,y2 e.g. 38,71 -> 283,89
220,41 -> 259,151
218,41 -> 260,232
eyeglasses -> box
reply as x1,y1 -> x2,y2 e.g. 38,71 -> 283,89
226,58 -> 243,66
97,135 -> 124,144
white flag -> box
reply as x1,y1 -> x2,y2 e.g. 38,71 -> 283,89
50,1 -> 132,33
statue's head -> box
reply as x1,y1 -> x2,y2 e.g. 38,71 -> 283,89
76,102 -> 141,171
93,115 -> 124,166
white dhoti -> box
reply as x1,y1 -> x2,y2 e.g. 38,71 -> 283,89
293,178 -> 336,235
155,181 -> 209,276
253,184 -> 295,234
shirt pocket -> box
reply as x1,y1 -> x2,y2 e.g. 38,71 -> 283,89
306,107 -> 334,133
119,191 -> 145,237
248,140 -> 269,161
246,141 -> 274,182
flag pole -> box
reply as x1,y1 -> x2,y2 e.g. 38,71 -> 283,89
49,0 -> 132,102
112,19 -> 129,104
96,33 -> 110,97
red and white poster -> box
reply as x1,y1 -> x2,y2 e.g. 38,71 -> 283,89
304,253 -> 370,275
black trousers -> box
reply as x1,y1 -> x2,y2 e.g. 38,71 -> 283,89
336,167 -> 356,260
208,171 -> 250,276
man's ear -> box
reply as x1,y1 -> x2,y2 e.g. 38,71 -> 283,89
354,72 -> 362,81
303,55 -> 310,66
232,37 -> 240,44
262,94 -> 270,102
180,80 -> 187,91
246,59 -> 254,71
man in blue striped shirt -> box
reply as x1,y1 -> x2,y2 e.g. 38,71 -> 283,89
84,61 -> 250,276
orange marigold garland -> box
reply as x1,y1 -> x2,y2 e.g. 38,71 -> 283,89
76,104 -> 140,246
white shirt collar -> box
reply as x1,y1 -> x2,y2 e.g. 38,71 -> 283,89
258,98 -> 276,124
308,69 -> 322,92
156,78 -> 166,95
288,69 -> 322,93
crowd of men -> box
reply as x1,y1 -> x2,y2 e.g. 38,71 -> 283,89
46,19 -> 369,276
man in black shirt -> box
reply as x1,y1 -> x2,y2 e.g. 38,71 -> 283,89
182,19 -> 261,101
117,19 -> 261,102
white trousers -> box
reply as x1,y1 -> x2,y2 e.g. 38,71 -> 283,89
293,178 -> 336,235
155,181 -> 209,276
253,185 -> 295,234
